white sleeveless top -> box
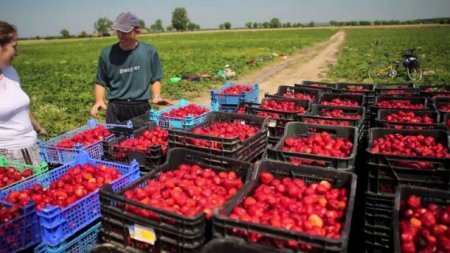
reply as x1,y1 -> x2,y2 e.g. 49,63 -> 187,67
0,66 -> 37,149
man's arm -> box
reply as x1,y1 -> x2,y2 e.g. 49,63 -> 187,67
151,80 -> 171,105
90,84 -> 107,117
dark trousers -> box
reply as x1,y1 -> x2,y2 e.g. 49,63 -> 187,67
106,100 -> 150,124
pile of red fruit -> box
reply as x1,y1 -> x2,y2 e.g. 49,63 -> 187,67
380,89 -> 414,95
346,85 -> 369,91
319,109 -> 362,119
424,87 -> 450,93
0,203 -> 20,224
4,164 -> 121,210
438,104 -> 450,112
447,118 -> 450,128
113,127 -> 168,160
123,163 -> 243,218
282,132 -> 353,158
289,158 -> 327,167
0,167 -> 34,189
162,104 -> 209,118
220,85 -> 253,94
261,100 -> 306,114
320,98 -> 359,107
56,125 -> 111,148
189,122 -> 260,149
229,173 -> 348,244
376,100 -> 424,109
304,118 -> 351,127
398,195 -> 450,253
283,92 -> 316,101
383,111 -> 434,125
370,134 -> 449,158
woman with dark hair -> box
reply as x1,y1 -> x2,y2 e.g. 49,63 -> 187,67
0,20 -> 47,165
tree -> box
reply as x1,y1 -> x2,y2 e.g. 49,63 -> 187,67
60,29 -> 70,38
219,24 -> 225,29
286,22 -> 291,28
150,19 -> 165,33
188,22 -> 200,31
253,22 -> 258,29
166,26 -> 173,31
78,31 -> 88,38
270,18 -> 281,28
263,22 -> 270,28
308,21 -> 315,27
139,20 -> 146,29
224,22 -> 231,29
94,17 -> 113,36
172,7 -> 189,31
245,22 -> 252,29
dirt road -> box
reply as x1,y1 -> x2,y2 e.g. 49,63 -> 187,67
187,30 -> 346,105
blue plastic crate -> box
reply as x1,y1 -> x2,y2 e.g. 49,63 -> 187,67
0,152 -> 139,246
150,99 -> 218,129
39,118 -> 132,164
0,200 -> 41,253
34,222 -> 100,253
211,81 -> 259,105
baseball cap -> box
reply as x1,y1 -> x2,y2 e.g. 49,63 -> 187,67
112,12 -> 140,33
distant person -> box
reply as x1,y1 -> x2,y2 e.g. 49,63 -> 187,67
0,21 -> 47,165
90,12 -> 171,123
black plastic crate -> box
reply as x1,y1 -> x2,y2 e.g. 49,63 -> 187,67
317,93 -> 366,107
259,96 -> 311,118
309,104 -> 366,119
271,85 -> 322,102
393,186 -> 450,253
374,87 -> 419,96
372,96 -> 428,110
419,84 -> 450,97
363,227 -> 392,253
334,83 -> 375,101
168,111 -> 268,160
374,82 -> 415,89
218,103 -> 239,113
297,115 -> 364,135
296,81 -> 337,92
445,112 -> 450,130
213,159 -> 357,253
100,148 -> 254,235
200,237 -> 287,253
119,112 -> 152,130
103,124 -> 167,172
268,122 -> 358,170
375,109 -> 441,130
100,208 -> 205,253
366,162 -> 450,197
366,128 -> 450,169
364,205 -> 393,231
432,96 -> 450,113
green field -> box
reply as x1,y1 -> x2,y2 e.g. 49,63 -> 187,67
327,27 -> 450,83
15,29 -> 335,136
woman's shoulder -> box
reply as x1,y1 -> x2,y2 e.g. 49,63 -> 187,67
2,66 -> 20,83
138,42 -> 158,52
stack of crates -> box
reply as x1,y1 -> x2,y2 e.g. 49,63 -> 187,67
210,82 -> 259,112
0,200 -> 40,253
213,159 -> 357,253
364,127 -> 450,252
392,186 -> 450,253
99,148 -> 254,252
235,95 -> 311,147
103,122 -> 168,173
168,111 -> 268,162
38,118 -> 133,166
0,152 -> 139,252
150,99 -> 219,129
267,122 -> 359,171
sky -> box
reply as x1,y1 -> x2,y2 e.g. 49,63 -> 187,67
1,0 -> 449,38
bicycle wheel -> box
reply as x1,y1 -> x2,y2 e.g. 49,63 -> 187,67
368,62 -> 391,80
407,65 -> 422,81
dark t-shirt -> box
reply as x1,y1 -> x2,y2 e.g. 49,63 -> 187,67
96,42 -> 163,100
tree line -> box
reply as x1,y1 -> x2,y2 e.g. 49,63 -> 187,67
28,7 -> 450,40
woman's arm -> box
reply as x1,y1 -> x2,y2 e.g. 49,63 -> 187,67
29,111 -> 48,136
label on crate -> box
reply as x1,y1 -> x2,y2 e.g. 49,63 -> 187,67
129,224 -> 156,245
268,119 -> 277,127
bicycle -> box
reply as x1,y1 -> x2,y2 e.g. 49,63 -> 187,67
368,48 -> 422,81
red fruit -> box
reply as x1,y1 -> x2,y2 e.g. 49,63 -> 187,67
260,172 -> 274,184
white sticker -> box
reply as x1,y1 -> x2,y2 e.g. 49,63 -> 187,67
129,224 -> 157,245
268,119 -> 277,127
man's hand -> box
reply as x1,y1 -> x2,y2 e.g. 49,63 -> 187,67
152,97 -> 172,106
91,101 -> 107,117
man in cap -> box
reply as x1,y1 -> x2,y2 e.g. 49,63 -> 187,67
90,12 -> 171,123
